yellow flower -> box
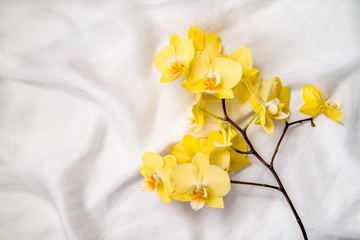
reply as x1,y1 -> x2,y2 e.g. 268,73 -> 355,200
182,48 -> 242,99
250,77 -> 290,134
154,33 -> 195,83
208,120 -> 250,172
170,153 -> 231,210
299,85 -> 343,124
188,26 -> 222,54
170,134 -> 215,164
231,46 -> 260,104
139,152 -> 176,204
183,94 -> 205,135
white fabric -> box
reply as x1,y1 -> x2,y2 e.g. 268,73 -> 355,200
0,0 -> 359,239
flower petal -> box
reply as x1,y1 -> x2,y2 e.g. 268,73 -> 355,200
231,46 -> 253,70
279,86 -> 290,111
170,142 -> 192,164
142,151 -> 164,172
192,153 -> 210,181
172,192 -> 193,202
160,72 -> 180,83
213,57 -> 242,89
213,88 -> 234,99
202,165 -> 230,197
171,163 -> 198,194
324,106 -> 343,124
190,196 -> 206,211
299,101 -> 322,116
139,166 -> 152,180
169,33 -> 181,48
153,45 -> 176,75
140,180 -> 155,192
188,26 -> 204,52
162,155 -> 177,173
176,38 -> 195,64
204,33 -> 222,53
182,79 -> 205,93
205,188 -> 224,209
182,134 -> 200,157
261,113 -> 275,134
258,77 -> 283,102
208,130 -> 224,146
157,182 -> 171,204
186,54 -> 210,85
209,146 -> 230,170
302,85 -> 322,102
199,139 -> 215,156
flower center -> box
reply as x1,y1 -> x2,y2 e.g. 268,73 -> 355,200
190,185 -> 208,199
148,170 -> 163,185
265,98 -> 280,115
325,99 -> 341,109
203,72 -> 220,93
166,57 -> 185,77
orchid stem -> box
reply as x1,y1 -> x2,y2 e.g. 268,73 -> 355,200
221,99 -> 308,240
230,180 -> 280,191
230,146 -> 253,155
202,108 -> 227,121
244,108 -> 260,132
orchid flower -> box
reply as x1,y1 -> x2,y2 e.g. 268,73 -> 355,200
139,152 -> 176,203
170,153 -> 230,211
250,77 -> 290,134
154,34 -> 195,83
188,26 -> 222,54
299,85 -> 343,124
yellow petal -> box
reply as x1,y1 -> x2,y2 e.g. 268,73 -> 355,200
209,146 -> 230,170
199,139 -> 215,156
258,77 -> 283,102
324,106 -> 343,124
169,33 -> 181,48
157,182 -> 171,204
299,101 -> 322,116
188,26 -> 204,52
302,85 -> 322,102
250,95 -> 262,114
163,168 -> 174,197
202,165 -> 230,197
230,46 -> 253,70
162,155 -> 177,172
176,38 -> 195,64
182,79 -> 205,93
213,57 -> 242,89
171,163 -> 198,193
261,113 -> 275,134
208,130 -> 224,146
192,153 -> 210,181
213,88 -> 234,99
204,33 -> 222,53
186,54 -> 211,85
172,192 -> 193,202
202,47 -> 219,62
190,196 -> 206,211
142,151 -> 164,172
160,72 -> 180,83
205,188 -> 224,208
279,86 -> 290,111
153,45 -> 176,75
182,134 -> 201,157
139,166 -> 152,180
170,142 -> 192,164
229,150 -> 251,172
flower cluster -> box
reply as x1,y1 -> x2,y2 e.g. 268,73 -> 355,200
141,26 -> 343,211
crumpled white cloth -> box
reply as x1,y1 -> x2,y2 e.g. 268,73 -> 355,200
0,0 -> 359,239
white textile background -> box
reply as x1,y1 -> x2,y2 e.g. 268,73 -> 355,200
0,0 -> 360,239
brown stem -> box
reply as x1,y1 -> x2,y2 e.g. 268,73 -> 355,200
270,117 -> 314,168
231,180 -> 280,191
221,99 -> 308,240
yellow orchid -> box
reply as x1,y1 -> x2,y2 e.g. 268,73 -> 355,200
231,46 -> 260,104
170,134 -> 215,164
170,153 -> 231,210
250,77 -> 290,134
188,26 -> 222,54
182,48 -> 242,99
183,94 -> 205,135
154,33 -> 195,83
299,85 -> 343,124
208,120 -> 250,172
139,152 -> 176,204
